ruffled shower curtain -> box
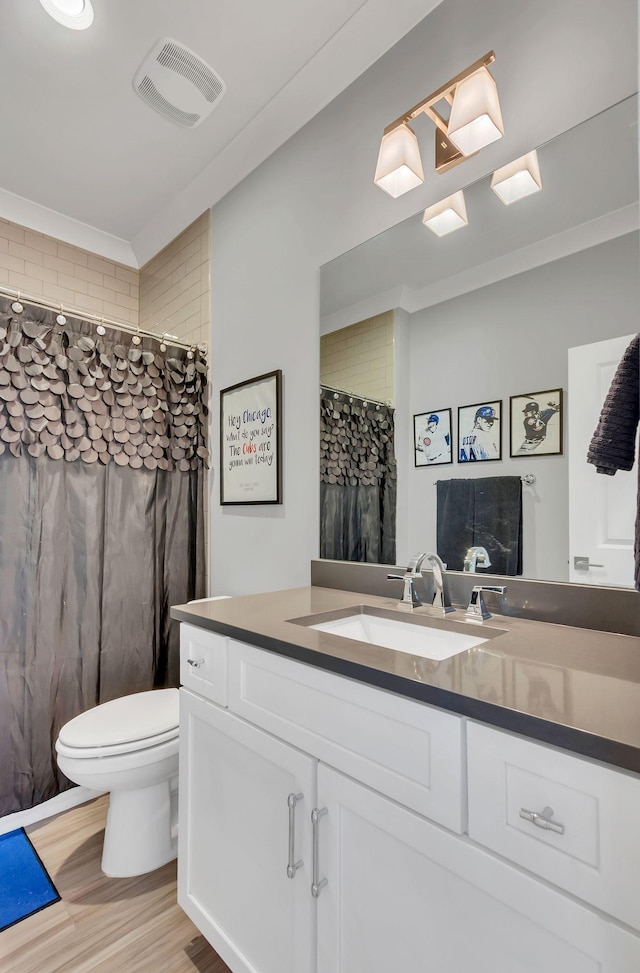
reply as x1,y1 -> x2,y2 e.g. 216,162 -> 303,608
0,297 -> 207,815
319,388 -> 396,564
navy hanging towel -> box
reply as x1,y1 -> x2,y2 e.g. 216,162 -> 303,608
436,476 -> 523,576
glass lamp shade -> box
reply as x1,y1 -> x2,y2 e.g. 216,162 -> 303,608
491,150 -> 542,204
422,190 -> 468,237
374,123 -> 425,198
447,67 -> 504,156
39,0 -> 94,29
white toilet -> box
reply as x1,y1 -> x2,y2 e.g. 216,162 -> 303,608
55,688 -> 180,878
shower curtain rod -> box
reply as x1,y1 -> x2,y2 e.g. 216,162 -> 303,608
0,282 -> 206,354
321,384 -> 391,408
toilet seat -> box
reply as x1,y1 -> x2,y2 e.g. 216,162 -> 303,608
56,689 -> 179,760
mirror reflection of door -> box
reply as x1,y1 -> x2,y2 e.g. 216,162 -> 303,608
569,335 -> 637,586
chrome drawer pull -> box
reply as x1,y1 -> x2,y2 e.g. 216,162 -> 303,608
519,805 -> 565,835
287,792 -> 304,879
311,807 -> 328,898
187,657 -> 205,668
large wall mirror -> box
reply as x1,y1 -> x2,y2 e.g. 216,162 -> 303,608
320,87 -> 639,588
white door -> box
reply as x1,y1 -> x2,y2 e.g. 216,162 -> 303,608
316,764 -> 640,973
568,334 -> 637,586
178,688 -> 316,973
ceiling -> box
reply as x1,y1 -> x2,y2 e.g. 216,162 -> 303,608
0,0 -> 442,266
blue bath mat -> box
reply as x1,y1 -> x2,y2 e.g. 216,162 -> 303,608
0,828 -> 60,932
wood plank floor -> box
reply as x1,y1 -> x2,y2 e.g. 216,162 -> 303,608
0,796 -> 231,973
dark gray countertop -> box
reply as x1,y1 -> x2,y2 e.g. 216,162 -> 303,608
171,586 -> 640,774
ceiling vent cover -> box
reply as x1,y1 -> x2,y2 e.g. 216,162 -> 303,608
133,38 -> 226,128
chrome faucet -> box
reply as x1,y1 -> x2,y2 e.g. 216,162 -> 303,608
463,546 -> 491,572
387,552 -> 454,616
465,585 -> 507,623
423,551 -> 454,616
387,552 -> 428,610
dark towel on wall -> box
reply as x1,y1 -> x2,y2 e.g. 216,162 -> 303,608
587,334 -> 640,590
437,476 -> 523,576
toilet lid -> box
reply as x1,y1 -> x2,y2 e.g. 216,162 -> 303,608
58,689 -> 179,751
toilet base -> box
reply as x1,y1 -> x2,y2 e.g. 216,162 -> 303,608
101,779 -> 178,877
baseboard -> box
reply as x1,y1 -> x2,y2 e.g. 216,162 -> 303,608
0,786 -> 107,835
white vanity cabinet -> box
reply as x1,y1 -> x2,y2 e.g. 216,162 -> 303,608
178,624 -> 640,973
315,765 -> 638,973
179,688 -> 316,973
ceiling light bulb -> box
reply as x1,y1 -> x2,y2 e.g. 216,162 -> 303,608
422,190 -> 469,237
39,0 -> 94,30
491,150 -> 542,205
447,66 -> 504,156
374,123 -> 424,198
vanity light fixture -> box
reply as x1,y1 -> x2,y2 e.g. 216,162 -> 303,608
373,123 -> 425,198
374,51 -> 503,197
422,190 -> 468,236
491,150 -> 542,205
39,0 -> 94,30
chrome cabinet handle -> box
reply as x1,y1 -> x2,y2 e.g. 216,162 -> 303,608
286,792 -> 304,879
519,805 -> 565,835
311,806 -> 328,898
187,657 -> 205,668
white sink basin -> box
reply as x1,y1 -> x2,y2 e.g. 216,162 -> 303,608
305,609 -> 492,661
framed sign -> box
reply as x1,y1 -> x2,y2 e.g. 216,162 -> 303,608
413,408 -> 453,466
220,370 -> 282,504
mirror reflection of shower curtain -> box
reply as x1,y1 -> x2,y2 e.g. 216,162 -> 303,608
320,388 -> 396,564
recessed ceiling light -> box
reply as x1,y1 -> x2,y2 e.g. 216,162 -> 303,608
39,0 -> 94,30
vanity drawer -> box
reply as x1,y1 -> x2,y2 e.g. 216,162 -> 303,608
467,720 -> 640,931
228,639 -> 464,832
180,623 -> 228,706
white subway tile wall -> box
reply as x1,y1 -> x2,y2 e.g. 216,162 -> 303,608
0,220 -> 140,325
139,212 -> 212,588
320,311 -> 394,406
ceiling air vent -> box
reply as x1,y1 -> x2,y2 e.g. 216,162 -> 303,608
133,38 -> 226,128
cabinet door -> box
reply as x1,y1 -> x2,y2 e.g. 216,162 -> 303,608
178,688 -> 316,973
316,764 -> 640,973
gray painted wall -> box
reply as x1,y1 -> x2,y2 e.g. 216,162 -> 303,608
207,0 -> 637,596
403,232 -> 639,580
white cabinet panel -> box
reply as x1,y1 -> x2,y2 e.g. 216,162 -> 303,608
317,764 -> 640,973
228,639 -> 464,830
178,688 -> 315,973
467,720 -> 640,931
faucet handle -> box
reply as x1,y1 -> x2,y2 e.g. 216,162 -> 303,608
465,585 -> 507,623
387,573 -> 422,610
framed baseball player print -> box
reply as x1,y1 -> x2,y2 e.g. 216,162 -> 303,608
510,388 -> 563,457
414,408 -> 453,466
458,400 -> 502,462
